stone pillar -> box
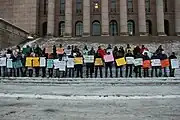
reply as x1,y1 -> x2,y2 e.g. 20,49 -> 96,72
175,0 -> 180,36
156,0 -> 165,36
83,0 -> 90,37
65,0 -> 72,37
47,0 -> 55,36
120,0 -> 128,36
101,0 -> 109,36
138,0 -> 147,36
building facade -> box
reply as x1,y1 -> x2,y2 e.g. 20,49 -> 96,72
1,0 -> 180,37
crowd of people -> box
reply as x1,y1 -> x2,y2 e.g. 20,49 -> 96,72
0,43 -> 178,78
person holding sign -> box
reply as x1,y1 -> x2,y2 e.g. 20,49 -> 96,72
169,52 -> 177,77
143,52 -> 151,77
125,50 -> 134,77
134,52 -> 143,78
94,52 -> 104,78
159,51 -> 168,77
85,49 -> 95,78
151,53 -> 159,77
104,52 -> 113,78
75,52 -> 83,78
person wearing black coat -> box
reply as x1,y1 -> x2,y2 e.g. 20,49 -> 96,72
169,52 -> 177,77
143,52 -> 150,77
86,48 -> 95,78
105,52 -> 113,78
125,50 -> 134,77
151,53 -> 159,77
159,51 -> 168,77
94,52 -> 103,78
16,53 -> 24,77
134,52 -> 143,78
75,52 -> 83,78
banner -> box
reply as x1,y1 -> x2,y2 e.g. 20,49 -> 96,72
74,57 -> 83,65
56,48 -> 64,54
126,57 -> 134,64
67,58 -> 74,68
65,49 -> 71,56
115,57 -> 126,66
143,60 -> 151,68
33,57 -> 40,67
47,59 -> 54,68
59,61 -> 66,71
0,57 -> 6,66
7,59 -> 13,68
151,59 -> 161,67
104,55 -> 114,62
45,47 -> 53,54
161,59 -> 170,68
53,59 -> 60,69
171,59 -> 179,69
95,58 -> 103,66
134,58 -> 143,66
40,57 -> 46,67
25,57 -> 33,67
13,60 -> 22,68
84,55 -> 94,63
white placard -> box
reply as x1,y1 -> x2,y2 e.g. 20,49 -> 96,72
59,61 -> 66,71
53,59 -> 60,69
0,57 -> 6,66
65,49 -> 71,56
126,57 -> 134,64
67,58 -> 74,68
134,58 -> 143,66
40,57 -> 46,67
7,59 -> 13,68
84,55 -> 94,63
151,59 -> 161,67
171,59 -> 179,69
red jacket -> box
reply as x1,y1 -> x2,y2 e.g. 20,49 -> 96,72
97,49 -> 106,58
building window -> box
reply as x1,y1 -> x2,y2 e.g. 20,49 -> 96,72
127,0 -> 133,12
127,20 -> 135,35
109,20 -> 118,36
60,0 -> 65,15
75,21 -> 83,37
145,0 -> 150,12
93,0 -> 100,13
76,0 -> 82,14
44,0 -> 48,15
92,21 -> 101,36
164,19 -> 169,35
164,0 -> 168,12
146,20 -> 152,35
59,21 -> 65,36
110,0 -> 116,12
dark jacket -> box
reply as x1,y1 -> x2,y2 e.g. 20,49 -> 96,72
169,55 -> 177,59
143,55 -> 150,60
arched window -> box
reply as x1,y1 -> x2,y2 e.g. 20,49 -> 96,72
109,20 -> 118,36
60,0 -> 65,14
92,21 -> 101,36
42,22 -> 47,36
75,21 -> 83,37
163,0 -> 168,12
44,0 -> 48,15
164,19 -> 169,36
76,0 -> 82,14
145,0 -> 150,12
146,20 -> 152,35
127,20 -> 135,35
127,0 -> 133,12
59,21 -> 65,36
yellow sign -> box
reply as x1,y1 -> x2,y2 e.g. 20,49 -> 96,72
115,57 -> 126,66
74,57 -> 83,64
25,57 -> 33,67
33,57 -> 40,67
95,58 -> 103,66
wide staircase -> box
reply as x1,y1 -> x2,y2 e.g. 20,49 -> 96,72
0,18 -> 29,50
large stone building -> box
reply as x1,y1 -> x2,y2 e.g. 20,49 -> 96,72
0,0 -> 180,37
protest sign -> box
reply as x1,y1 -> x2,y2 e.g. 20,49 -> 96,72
95,58 -> 103,66
47,59 -> 54,68
151,59 -> 161,67
115,57 -> 126,66
84,55 -> 94,63
67,58 -> 74,68
74,57 -> 83,65
0,57 -> 6,66
40,57 -> 46,67
53,59 -> 60,69
134,58 -> 143,66
59,61 -> 66,71
25,57 -> 33,67
104,55 -> 114,62
33,57 -> 40,67
13,60 -> 22,68
56,48 -> 64,54
161,59 -> 170,68
7,59 -> 13,68
126,57 -> 134,64
143,60 -> 151,68
171,59 -> 179,69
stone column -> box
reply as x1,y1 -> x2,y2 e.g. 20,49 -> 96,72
156,0 -> 165,36
47,0 -> 55,36
120,0 -> 128,36
101,0 -> 109,36
65,0 -> 72,37
83,0 -> 90,37
138,0 -> 147,36
175,0 -> 180,36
